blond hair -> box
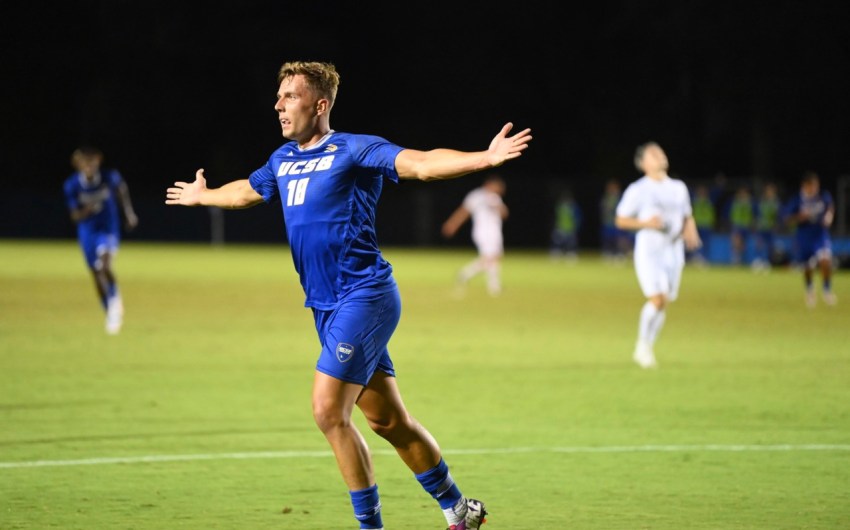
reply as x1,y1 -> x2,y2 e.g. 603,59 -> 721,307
277,61 -> 340,107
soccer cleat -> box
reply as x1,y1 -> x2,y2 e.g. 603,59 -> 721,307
822,291 -> 838,306
448,498 -> 488,530
105,294 -> 124,335
633,340 -> 657,369
805,290 -> 816,308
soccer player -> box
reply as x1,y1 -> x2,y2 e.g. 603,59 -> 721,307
782,171 -> 837,307
166,61 -> 532,530
549,189 -> 582,262
752,182 -> 781,271
63,146 -> 138,334
615,142 -> 701,369
441,174 -> 509,295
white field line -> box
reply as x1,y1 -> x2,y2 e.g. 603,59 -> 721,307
2,444 -> 849,470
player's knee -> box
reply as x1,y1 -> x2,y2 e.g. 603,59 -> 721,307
311,399 -> 349,433
366,412 -> 413,441
650,295 -> 667,310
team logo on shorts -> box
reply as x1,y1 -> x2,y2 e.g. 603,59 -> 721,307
336,343 -> 354,363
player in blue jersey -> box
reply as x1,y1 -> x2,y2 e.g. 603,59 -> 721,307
782,171 -> 837,307
166,61 -> 531,530
64,146 -> 138,334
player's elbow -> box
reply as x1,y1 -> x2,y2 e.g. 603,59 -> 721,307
614,216 -> 628,229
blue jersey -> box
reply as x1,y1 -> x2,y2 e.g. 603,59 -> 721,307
249,131 -> 404,310
784,190 -> 833,243
63,169 -> 124,237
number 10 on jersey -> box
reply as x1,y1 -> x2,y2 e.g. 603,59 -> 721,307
286,177 -> 310,206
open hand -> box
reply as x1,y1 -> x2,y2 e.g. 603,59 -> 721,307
166,169 -> 207,206
486,123 -> 532,168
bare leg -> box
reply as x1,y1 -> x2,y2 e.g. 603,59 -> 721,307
92,252 -> 119,310
482,256 -> 502,296
357,371 -> 442,474
312,371 -> 374,490
819,258 -> 832,288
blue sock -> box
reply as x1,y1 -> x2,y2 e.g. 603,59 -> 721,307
349,485 -> 383,529
415,458 -> 463,510
107,282 -> 118,300
824,278 -> 832,291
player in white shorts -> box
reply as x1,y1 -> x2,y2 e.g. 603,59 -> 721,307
441,174 -> 508,296
615,142 -> 701,368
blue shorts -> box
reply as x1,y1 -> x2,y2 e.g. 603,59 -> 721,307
79,230 -> 119,270
313,289 -> 401,386
797,236 -> 832,264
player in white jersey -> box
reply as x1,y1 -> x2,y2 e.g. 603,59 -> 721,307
441,174 -> 508,296
615,142 -> 701,368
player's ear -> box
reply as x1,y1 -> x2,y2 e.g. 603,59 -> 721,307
316,98 -> 330,115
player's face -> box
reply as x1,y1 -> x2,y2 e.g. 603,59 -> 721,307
801,180 -> 819,198
640,145 -> 669,174
73,155 -> 101,179
274,75 -> 321,142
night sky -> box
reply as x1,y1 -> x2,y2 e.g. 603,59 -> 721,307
2,0 -> 849,243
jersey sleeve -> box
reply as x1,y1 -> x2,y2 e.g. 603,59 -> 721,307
347,134 -> 404,183
63,177 -> 79,210
248,158 -> 280,204
681,183 -> 693,217
615,183 -> 639,218
462,190 -> 479,212
107,169 -> 124,188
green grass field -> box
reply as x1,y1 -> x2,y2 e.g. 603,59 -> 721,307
1,239 -> 849,529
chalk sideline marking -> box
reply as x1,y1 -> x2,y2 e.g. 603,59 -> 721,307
2,444 -> 849,470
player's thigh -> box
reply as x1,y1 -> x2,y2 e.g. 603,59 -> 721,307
315,290 -> 402,386
473,233 -> 503,259
666,258 -> 685,302
634,254 -> 668,298
357,372 -> 408,428
93,232 -> 119,270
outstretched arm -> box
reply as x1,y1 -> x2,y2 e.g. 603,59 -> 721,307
395,122 -> 532,181
165,169 -> 264,209
441,205 -> 471,238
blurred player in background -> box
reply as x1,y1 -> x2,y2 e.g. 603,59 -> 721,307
615,142 -> 701,369
599,179 -> 628,262
783,171 -> 837,307
689,184 -> 715,266
752,182 -> 781,271
550,189 -> 582,262
167,61 -> 532,530
728,186 -> 754,265
442,173 -> 509,296
63,146 -> 138,334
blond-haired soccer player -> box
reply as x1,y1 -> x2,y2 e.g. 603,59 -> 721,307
441,174 -> 508,296
167,61 -> 531,530
615,142 -> 701,368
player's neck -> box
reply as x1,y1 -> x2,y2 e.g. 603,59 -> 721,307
646,171 -> 667,181
296,126 -> 333,150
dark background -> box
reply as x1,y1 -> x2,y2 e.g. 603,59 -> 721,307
2,0 -> 848,248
